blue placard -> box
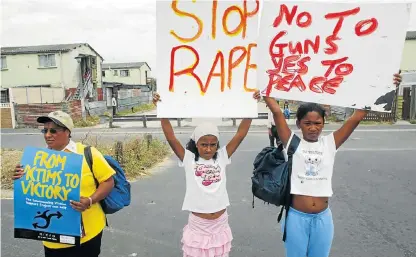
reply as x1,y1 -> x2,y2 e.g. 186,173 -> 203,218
14,146 -> 83,245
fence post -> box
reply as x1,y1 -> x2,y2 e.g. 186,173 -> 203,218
232,118 -> 236,127
177,118 -> 181,127
411,85 -> 416,120
115,141 -> 124,166
143,115 -> 147,128
145,134 -> 153,149
109,116 -> 113,128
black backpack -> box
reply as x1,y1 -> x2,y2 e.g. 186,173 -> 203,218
251,134 -> 300,241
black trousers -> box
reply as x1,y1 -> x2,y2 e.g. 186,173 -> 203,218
269,125 -> 282,147
44,231 -> 103,257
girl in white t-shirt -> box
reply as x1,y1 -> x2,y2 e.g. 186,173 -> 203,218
264,73 -> 402,257
152,90 -> 260,257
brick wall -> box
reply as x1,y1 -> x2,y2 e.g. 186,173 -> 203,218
1,108 -> 13,128
15,101 -> 82,128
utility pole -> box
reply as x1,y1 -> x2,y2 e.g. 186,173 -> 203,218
411,85 -> 416,120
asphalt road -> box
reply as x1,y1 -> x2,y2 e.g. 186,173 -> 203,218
1,126 -> 416,257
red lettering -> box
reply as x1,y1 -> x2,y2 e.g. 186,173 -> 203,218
309,77 -> 326,93
304,36 -> 320,54
322,76 -> 344,94
266,72 -> 295,93
289,42 -> 303,54
355,18 -> 378,36
321,57 -> 349,77
269,31 -> 288,58
271,32 -> 320,56
244,43 -> 257,92
271,57 -> 284,73
289,75 -> 306,91
169,45 -> 203,93
324,34 -> 340,55
325,7 -> 360,35
206,52 -> 225,93
335,63 -> 353,76
297,12 -> 312,28
170,44 -> 255,94
273,4 -> 298,27
242,0 -> 260,38
324,7 -> 360,55
298,56 -> 311,75
228,46 -> 247,89
282,55 -> 300,73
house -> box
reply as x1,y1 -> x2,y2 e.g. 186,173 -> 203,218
1,43 -> 104,103
399,31 -> 416,96
102,62 -> 151,86
400,31 -> 416,72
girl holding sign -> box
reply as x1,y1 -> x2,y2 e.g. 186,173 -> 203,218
152,90 -> 260,257
263,73 -> 402,257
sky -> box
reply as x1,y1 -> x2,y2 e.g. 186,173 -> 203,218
1,0 -> 416,76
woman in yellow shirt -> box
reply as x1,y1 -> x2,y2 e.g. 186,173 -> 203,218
13,111 -> 115,257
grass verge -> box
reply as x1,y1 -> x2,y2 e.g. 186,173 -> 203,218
73,116 -> 101,127
1,135 -> 171,190
117,103 -> 155,116
410,120 -> 416,124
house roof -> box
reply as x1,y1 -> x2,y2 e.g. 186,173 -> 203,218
406,31 -> 416,40
102,62 -> 151,70
1,43 -> 104,60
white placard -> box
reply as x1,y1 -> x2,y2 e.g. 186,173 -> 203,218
257,1 -> 411,112
156,0 -> 260,118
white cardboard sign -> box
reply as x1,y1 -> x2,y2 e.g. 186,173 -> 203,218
156,0 -> 260,118
257,1 -> 411,112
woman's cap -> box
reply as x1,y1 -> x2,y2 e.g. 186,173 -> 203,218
191,122 -> 219,143
37,111 -> 74,131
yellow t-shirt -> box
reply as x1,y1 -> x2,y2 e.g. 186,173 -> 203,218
43,142 -> 116,249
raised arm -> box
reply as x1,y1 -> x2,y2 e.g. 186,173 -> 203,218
161,118 -> 185,161
263,96 -> 292,147
226,118 -> 252,157
153,93 -> 185,161
333,73 -> 402,149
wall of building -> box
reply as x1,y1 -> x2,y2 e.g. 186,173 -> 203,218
103,65 -> 151,85
400,40 -> 416,71
1,52 -> 63,88
1,104 -> 13,128
1,45 -> 103,92
11,87 -> 65,104
14,100 -> 82,128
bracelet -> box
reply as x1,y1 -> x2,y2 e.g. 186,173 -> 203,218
88,197 -> 93,208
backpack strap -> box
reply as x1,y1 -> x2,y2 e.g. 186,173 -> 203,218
84,146 -> 99,187
83,146 -> 108,226
281,134 -> 301,242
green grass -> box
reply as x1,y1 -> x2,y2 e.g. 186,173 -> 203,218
73,116 -> 101,127
117,103 -> 155,116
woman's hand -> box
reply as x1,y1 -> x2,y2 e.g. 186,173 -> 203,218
393,73 -> 402,87
12,164 -> 25,180
70,197 -> 92,212
152,92 -> 161,106
253,89 -> 260,101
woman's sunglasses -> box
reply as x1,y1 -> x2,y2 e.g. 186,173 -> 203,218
41,128 -> 64,134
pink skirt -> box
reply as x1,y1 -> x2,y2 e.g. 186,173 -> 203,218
181,211 -> 233,257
